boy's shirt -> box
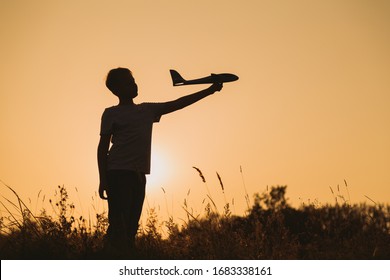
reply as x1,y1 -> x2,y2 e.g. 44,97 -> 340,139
100,103 -> 162,174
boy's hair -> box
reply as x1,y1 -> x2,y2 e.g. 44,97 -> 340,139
106,67 -> 133,95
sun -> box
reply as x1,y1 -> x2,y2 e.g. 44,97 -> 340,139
147,148 -> 172,190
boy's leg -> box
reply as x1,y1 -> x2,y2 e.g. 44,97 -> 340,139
124,172 -> 146,249
106,170 -> 129,253
106,170 -> 146,254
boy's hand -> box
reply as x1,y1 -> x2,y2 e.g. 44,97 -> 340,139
210,74 -> 223,93
209,81 -> 223,93
99,183 -> 108,200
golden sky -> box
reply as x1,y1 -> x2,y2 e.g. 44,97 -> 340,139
1,0 -> 389,222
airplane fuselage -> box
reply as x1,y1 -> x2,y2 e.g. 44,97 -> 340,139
170,70 -> 239,86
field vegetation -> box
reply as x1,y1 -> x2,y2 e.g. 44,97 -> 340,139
1,175 -> 389,260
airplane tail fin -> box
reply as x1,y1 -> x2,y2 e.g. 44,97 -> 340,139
170,69 -> 186,86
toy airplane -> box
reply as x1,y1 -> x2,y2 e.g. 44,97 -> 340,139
170,69 -> 239,86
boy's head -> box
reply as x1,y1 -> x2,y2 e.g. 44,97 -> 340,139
106,67 -> 138,99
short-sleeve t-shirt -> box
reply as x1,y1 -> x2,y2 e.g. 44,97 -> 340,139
100,103 -> 163,174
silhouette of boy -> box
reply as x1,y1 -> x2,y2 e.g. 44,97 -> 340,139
98,68 -> 222,256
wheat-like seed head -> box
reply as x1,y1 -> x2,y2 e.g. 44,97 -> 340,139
216,172 -> 224,192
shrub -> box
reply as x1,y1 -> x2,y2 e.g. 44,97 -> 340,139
1,184 -> 389,259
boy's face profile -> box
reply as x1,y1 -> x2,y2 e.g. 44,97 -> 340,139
117,73 -> 138,99
106,68 -> 138,100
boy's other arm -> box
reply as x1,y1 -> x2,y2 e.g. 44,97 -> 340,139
158,83 -> 223,115
97,134 -> 111,200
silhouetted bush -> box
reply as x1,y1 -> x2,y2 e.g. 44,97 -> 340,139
1,185 -> 389,259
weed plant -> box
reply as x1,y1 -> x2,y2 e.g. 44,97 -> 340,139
1,177 -> 389,259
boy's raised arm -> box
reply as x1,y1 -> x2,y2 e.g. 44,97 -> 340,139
158,83 -> 223,116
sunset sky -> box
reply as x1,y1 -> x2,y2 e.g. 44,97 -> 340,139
1,0 -> 389,224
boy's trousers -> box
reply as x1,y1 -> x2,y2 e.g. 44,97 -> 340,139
106,169 -> 146,252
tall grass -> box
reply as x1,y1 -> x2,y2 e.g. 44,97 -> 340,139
1,175 -> 389,260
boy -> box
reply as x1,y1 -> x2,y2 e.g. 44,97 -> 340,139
97,67 -> 223,255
